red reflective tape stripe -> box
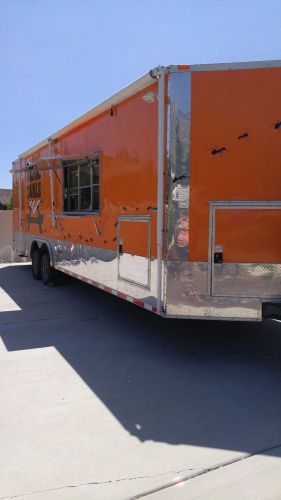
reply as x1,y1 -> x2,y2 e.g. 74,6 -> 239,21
133,299 -> 145,308
56,267 -> 158,314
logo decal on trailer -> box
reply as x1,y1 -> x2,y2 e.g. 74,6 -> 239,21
26,166 -> 44,232
28,199 -> 41,213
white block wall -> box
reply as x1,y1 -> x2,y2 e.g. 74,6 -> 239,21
0,211 -> 15,262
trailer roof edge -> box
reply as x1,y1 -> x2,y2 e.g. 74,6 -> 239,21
189,59 -> 281,72
17,59 -> 281,160
18,70 -> 157,160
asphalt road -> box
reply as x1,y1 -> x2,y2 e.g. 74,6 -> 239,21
1,263 -> 281,499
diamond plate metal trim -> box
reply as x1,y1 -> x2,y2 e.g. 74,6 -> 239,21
165,261 -> 261,320
213,263 -> 281,298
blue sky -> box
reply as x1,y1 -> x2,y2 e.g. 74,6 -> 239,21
1,0 -> 281,187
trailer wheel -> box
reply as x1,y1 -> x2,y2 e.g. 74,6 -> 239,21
32,249 -> 42,280
41,251 -> 55,286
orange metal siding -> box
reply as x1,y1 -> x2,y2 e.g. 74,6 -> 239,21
14,82 -> 159,258
215,209 -> 281,263
189,67 -> 281,263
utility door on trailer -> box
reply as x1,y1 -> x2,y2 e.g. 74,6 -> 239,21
117,216 -> 151,289
209,201 -> 281,298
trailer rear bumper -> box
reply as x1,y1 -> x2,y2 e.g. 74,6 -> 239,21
262,301 -> 281,320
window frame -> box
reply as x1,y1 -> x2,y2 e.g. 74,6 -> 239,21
62,153 -> 100,215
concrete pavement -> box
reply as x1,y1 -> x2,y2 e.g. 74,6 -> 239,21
1,263 -> 281,499
147,447 -> 281,499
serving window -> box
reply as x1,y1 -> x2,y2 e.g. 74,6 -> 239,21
63,155 -> 99,212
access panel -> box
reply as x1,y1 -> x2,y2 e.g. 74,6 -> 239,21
210,202 -> 281,298
118,216 -> 151,289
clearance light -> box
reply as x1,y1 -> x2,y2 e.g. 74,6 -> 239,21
177,65 -> 190,70
142,92 -> 155,103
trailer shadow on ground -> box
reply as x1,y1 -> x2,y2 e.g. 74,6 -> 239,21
1,264 -> 281,456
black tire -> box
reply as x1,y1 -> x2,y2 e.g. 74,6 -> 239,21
32,249 -> 42,280
41,251 -> 55,286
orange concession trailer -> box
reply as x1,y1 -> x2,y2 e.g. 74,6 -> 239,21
12,61 -> 281,321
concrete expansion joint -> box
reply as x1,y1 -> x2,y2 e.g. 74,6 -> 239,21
133,441 -> 281,499
2,444 -> 281,499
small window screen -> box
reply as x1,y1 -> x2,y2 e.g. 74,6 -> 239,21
63,155 -> 100,212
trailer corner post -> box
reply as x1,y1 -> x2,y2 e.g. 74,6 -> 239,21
18,158 -> 23,254
156,66 -> 165,314
48,161 -> 55,228
48,140 -> 55,229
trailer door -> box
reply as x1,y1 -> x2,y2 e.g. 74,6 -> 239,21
209,202 -> 281,298
118,216 -> 151,289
